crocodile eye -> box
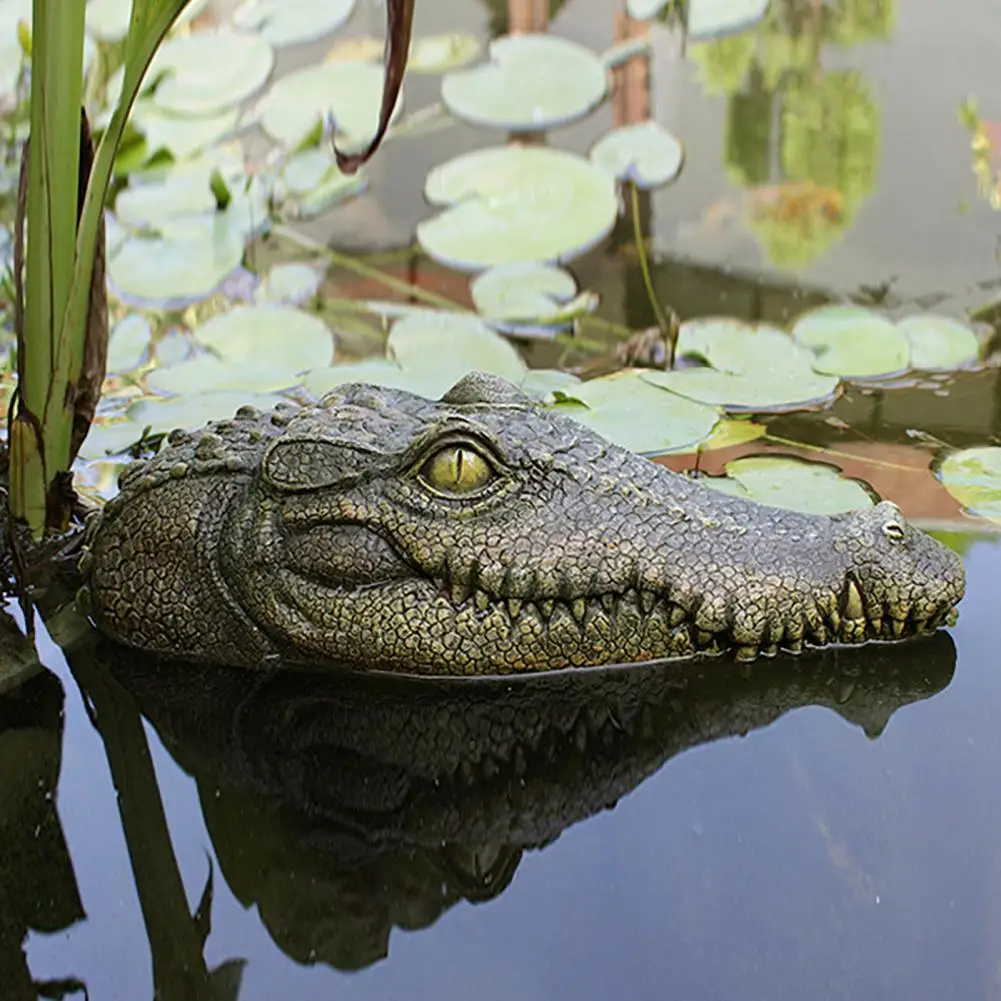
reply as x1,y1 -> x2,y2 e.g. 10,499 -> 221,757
420,445 -> 495,495
882,521 -> 906,543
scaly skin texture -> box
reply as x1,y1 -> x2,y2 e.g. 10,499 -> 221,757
78,373 -> 966,675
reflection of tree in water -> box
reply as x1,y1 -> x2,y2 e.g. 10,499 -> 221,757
690,0 -> 893,267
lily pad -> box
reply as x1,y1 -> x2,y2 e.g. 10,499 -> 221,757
387,312 -> 527,397
260,60 -> 401,150
87,0 -> 210,41
232,0 -> 357,47
196,305 -> 333,368
417,146 -> 618,271
644,318 -> 839,409
590,122 -> 684,189
130,102 -> 240,160
519,368 -> 582,401
253,263 -> 321,306
551,371 -> 720,455
304,358 -> 433,397
107,314 -> 153,374
937,447 -> 1001,524
441,34 -> 608,131
126,392 -> 288,435
471,263 -> 595,334
897,314 -> 980,370
149,30 -> 275,115
108,218 -> 247,309
626,0 -> 769,39
78,419 -> 154,461
792,305 -> 911,379
278,148 -> 367,218
700,455 -> 875,514
148,306 -> 332,395
411,33 -> 481,73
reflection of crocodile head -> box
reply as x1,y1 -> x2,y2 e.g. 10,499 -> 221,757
113,634 -> 956,973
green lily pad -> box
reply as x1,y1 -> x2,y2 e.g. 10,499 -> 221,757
260,60 -> 401,150
441,34 -> 608,131
147,306 -> 331,396
519,368 -> 582,401
304,358 -> 437,398
108,218 -> 247,309
700,455 -> 875,514
278,148 -> 367,218
78,419 -> 154,461
897,314 -> 980,370
410,33 -> 481,73
792,304 -> 911,379
149,30 -> 275,115
126,392 -> 288,435
387,312 -> 527,397
232,0 -> 357,47
130,102 -> 240,160
627,0 -> 769,39
590,122 -> 684,189
471,262 -> 593,334
87,0 -> 210,42
643,318 -> 839,409
417,146 -> 618,271
937,447 -> 1001,524
196,305 -> 332,368
253,263 -> 320,305
550,371 -> 720,455
107,314 -> 153,374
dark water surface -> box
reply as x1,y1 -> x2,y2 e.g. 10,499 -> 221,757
6,0 -> 1001,998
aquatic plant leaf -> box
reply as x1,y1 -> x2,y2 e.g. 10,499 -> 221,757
232,0 -> 357,47
792,305 -> 910,379
687,0 -> 770,39
108,218 -> 246,309
551,371 -> 720,455
130,101 -> 240,160
410,32 -> 481,73
417,146 -> 618,271
937,447 -> 1001,524
897,314 -> 980,370
590,122 -> 683,189
626,0 -> 767,37
107,314 -> 152,374
441,34 -> 608,131
195,305 -> 333,368
147,354 -> 304,394
78,419 -> 153,460
149,29 -> 275,115
304,358 -> 442,397
260,60 -> 401,150
519,368 -> 582,401
126,391 -> 288,434
471,262 -> 584,333
644,318 -> 839,409
86,0 -> 210,42
278,148 -> 367,218
699,418 -> 767,451
700,455 -> 875,514
253,263 -> 320,306
387,312 -> 527,397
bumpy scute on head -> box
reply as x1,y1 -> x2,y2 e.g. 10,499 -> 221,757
78,373 -> 966,675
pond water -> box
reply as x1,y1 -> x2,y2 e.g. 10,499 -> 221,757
5,0 -> 1001,998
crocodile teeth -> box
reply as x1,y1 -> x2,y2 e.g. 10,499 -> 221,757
842,577 -> 864,620
891,618 -> 906,638
506,598 -> 523,619
827,609 -> 841,634
785,637 -> 804,654
735,645 -> 759,662
451,582 -> 471,607
669,605 -> 686,627
639,590 -> 657,615
869,615 -> 883,637
571,599 -> 587,624
538,599 -> 555,621
474,590 -> 491,612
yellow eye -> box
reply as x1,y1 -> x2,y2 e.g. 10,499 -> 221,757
420,445 -> 495,495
